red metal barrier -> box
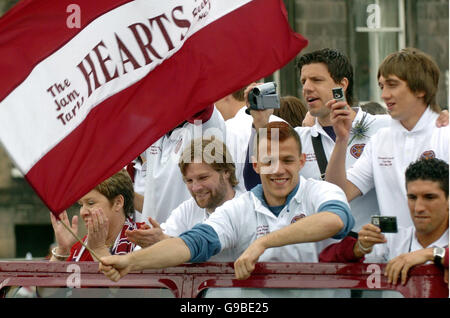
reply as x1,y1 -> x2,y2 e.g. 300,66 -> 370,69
0,261 -> 447,298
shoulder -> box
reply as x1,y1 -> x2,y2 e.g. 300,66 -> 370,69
171,197 -> 200,215
301,177 -> 342,192
299,178 -> 348,204
434,124 -> 450,137
294,126 -> 312,138
222,191 -> 253,210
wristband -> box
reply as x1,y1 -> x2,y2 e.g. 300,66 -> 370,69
52,246 -> 70,260
357,240 -> 372,254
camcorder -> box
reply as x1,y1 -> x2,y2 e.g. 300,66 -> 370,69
248,82 -> 280,111
371,215 -> 398,233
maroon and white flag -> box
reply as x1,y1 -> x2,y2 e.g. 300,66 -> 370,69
0,0 -> 308,216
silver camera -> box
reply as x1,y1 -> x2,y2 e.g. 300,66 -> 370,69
248,82 -> 280,111
332,87 -> 346,102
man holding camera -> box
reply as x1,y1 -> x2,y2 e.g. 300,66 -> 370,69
320,158 -> 449,286
245,48 -> 448,231
325,48 -> 449,229
245,49 -> 389,231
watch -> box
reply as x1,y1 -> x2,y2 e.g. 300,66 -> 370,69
433,247 -> 446,267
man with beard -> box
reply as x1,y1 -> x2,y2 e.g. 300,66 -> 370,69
126,137 -> 243,261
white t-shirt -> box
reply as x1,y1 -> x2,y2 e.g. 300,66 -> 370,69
295,109 -> 391,231
140,107 -> 226,223
347,107 -> 449,228
204,176 -> 350,263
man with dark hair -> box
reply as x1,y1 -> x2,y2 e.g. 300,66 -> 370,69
320,158 -> 449,286
245,48 -> 390,231
246,48 -> 448,231
296,48 -> 355,107
99,121 -> 354,281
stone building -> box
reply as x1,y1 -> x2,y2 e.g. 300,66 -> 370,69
0,0 -> 448,258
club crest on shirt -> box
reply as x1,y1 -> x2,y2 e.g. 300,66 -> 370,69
291,213 -> 306,224
420,150 -> 436,160
350,144 -> 365,159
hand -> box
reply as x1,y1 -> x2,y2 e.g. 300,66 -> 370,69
244,82 -> 273,130
436,109 -> 449,127
86,208 -> 109,252
99,254 -> 133,282
327,99 -> 352,139
385,248 -> 433,285
356,223 -> 386,254
234,238 -> 266,280
50,211 -> 78,254
126,217 -> 168,248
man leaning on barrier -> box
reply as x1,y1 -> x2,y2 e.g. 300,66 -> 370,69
320,158 -> 449,286
99,121 -> 354,281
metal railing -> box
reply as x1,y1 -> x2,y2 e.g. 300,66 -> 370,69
0,261 -> 447,298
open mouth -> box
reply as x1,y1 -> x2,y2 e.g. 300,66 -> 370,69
306,97 -> 320,105
385,102 -> 395,111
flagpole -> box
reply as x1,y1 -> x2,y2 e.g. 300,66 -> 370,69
58,219 -> 104,264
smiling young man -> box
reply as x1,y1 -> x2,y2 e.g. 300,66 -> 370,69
99,122 -> 354,282
326,48 -> 449,228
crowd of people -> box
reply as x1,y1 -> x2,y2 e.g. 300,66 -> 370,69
49,47 -> 449,292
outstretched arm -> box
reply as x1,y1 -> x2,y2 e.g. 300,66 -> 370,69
99,237 -> 191,282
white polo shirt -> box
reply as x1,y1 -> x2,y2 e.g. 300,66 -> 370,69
203,176 -> 351,263
295,109 -> 391,231
346,107 -> 449,228
140,107 -> 226,224
365,227 -> 449,263
161,190 -> 244,261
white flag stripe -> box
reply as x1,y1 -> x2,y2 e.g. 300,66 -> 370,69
0,0 -> 251,173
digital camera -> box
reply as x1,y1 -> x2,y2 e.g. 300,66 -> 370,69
332,87 -> 346,102
248,82 -> 280,111
371,216 -> 398,233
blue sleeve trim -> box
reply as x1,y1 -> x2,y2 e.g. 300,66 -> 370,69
318,200 -> 354,240
179,223 -> 222,263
